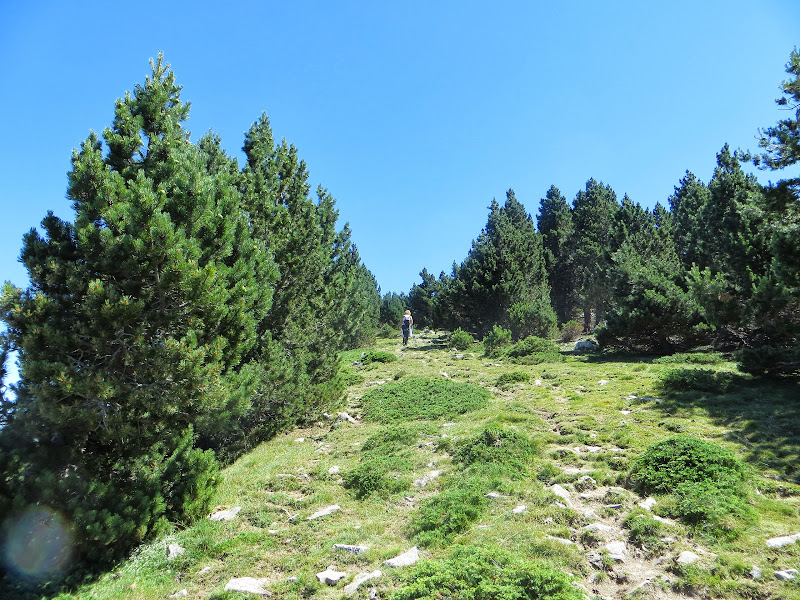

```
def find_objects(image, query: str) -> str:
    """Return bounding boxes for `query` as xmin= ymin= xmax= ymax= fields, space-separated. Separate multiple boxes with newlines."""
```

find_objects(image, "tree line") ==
xmin=383 ymin=49 xmax=800 ymax=375
xmin=0 ymin=55 xmax=380 ymax=572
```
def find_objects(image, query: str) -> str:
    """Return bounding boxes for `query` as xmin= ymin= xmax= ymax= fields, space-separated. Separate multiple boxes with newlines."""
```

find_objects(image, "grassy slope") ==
xmin=54 ymin=332 xmax=800 ymax=600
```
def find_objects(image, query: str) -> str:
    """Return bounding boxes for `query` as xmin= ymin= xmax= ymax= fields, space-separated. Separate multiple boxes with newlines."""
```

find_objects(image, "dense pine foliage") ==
xmin=0 ymin=55 xmax=379 ymax=575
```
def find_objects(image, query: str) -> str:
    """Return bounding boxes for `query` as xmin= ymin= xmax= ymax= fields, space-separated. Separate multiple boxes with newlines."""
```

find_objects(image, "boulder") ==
xmin=225 ymin=577 xmax=271 ymax=595
xmin=344 ymin=570 xmax=382 ymax=595
xmin=166 ymin=544 xmax=185 ymax=560
xmin=383 ymin=547 xmax=420 ymax=568
xmin=573 ymin=340 xmax=598 ymax=353
xmin=317 ymin=568 xmax=348 ymax=585
xmin=209 ymin=506 xmax=241 ymax=521
xmin=766 ymin=533 xmax=800 ymax=548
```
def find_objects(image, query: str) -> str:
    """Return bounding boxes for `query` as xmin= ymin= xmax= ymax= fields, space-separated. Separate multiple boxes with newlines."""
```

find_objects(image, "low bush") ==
xmin=378 ymin=323 xmax=397 ymax=338
xmin=360 ymin=378 xmax=491 ymax=423
xmin=629 ymin=436 xmax=754 ymax=540
xmin=560 ymin=320 xmax=583 ymax=342
xmin=495 ymin=335 xmax=565 ymax=364
xmin=342 ymin=454 xmax=412 ymax=499
xmin=453 ymin=425 xmax=539 ymax=479
xmin=408 ymin=481 xmax=487 ymax=547
xmin=360 ymin=350 xmax=398 ymax=364
xmin=652 ymin=352 xmax=725 ymax=365
xmin=483 ymin=324 xmax=512 ymax=356
xmin=361 ymin=424 xmax=437 ymax=454
xmin=736 ymin=343 xmax=800 ymax=378
xmin=656 ymin=368 xmax=744 ymax=394
xmin=495 ymin=371 xmax=531 ymax=388
xmin=450 ymin=328 xmax=474 ymax=351
xmin=392 ymin=545 xmax=583 ymax=600
xmin=622 ymin=508 xmax=672 ymax=557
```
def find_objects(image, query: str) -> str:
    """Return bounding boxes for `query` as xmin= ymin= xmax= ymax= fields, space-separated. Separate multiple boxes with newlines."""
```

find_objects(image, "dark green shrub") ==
xmin=450 ymin=328 xmax=474 ymax=351
xmin=453 ymin=426 xmax=538 ymax=478
xmin=377 ymin=323 xmax=397 ymax=338
xmin=361 ymin=424 xmax=437 ymax=453
xmin=339 ymin=368 xmax=366 ymax=387
xmin=656 ymin=368 xmax=744 ymax=394
xmin=360 ymin=350 xmax=398 ymax=364
xmin=392 ymin=545 xmax=582 ymax=600
xmin=508 ymin=298 xmax=558 ymax=340
xmin=629 ymin=436 xmax=754 ymax=540
xmin=652 ymin=353 xmax=725 ymax=365
xmin=559 ymin=320 xmax=583 ymax=342
xmin=736 ymin=344 xmax=800 ymax=378
xmin=622 ymin=508 xmax=671 ymax=557
xmin=360 ymin=378 xmax=490 ymax=423
xmin=343 ymin=455 xmax=411 ymax=499
xmin=408 ymin=482 xmax=487 ymax=547
xmin=497 ymin=335 xmax=565 ymax=364
xmin=483 ymin=324 xmax=512 ymax=356
xmin=630 ymin=436 xmax=748 ymax=495
xmin=495 ymin=371 xmax=531 ymax=388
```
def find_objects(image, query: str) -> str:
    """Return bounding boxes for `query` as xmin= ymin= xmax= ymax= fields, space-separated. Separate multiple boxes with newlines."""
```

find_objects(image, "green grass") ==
xmin=20 ymin=333 xmax=800 ymax=600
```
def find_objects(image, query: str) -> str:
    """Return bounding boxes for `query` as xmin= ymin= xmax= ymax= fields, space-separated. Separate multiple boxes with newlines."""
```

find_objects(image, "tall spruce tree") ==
xmin=452 ymin=190 xmax=553 ymax=338
xmin=570 ymin=179 xmax=618 ymax=331
xmin=0 ymin=55 xmax=274 ymax=564
xmin=537 ymin=185 xmax=577 ymax=324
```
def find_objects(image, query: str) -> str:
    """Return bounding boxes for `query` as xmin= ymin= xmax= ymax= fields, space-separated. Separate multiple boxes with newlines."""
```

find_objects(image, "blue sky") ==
xmin=1 ymin=1 xmax=798 ymax=296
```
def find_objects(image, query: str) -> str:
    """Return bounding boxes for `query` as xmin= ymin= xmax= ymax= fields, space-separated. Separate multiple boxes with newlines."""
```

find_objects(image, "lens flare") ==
xmin=2 ymin=506 xmax=75 ymax=579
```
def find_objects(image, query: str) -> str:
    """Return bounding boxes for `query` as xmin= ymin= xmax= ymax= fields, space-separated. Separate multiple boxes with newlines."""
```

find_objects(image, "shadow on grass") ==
xmin=651 ymin=368 xmax=800 ymax=485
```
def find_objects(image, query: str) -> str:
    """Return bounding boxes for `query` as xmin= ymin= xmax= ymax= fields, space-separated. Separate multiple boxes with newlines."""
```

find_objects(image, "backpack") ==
xmin=402 ymin=315 xmax=411 ymax=330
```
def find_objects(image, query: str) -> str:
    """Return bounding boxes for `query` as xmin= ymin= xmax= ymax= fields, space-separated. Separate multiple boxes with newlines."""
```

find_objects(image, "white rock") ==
xmin=166 ymin=544 xmax=185 ymax=560
xmin=383 ymin=547 xmax=420 ymax=568
xmin=344 ymin=570 xmax=382 ymax=595
xmin=766 ymin=532 xmax=800 ymax=548
xmin=413 ymin=470 xmax=441 ymax=487
xmin=652 ymin=515 xmax=677 ymax=526
xmin=583 ymin=523 xmax=613 ymax=534
xmin=549 ymin=484 xmax=573 ymax=507
xmin=307 ymin=505 xmax=341 ymax=520
xmin=534 ymin=379 xmax=543 ymax=386
xmin=512 ymin=505 xmax=526 ymax=514
xmin=485 ymin=491 xmax=504 ymax=499
xmin=750 ymin=565 xmax=762 ymax=579
xmin=317 ymin=568 xmax=348 ymax=584
xmin=638 ymin=497 xmax=657 ymax=511
xmin=598 ymin=379 xmax=609 ymax=385
xmin=334 ymin=544 xmax=369 ymax=554
xmin=198 ymin=566 xmax=212 ymax=574
xmin=209 ymin=506 xmax=242 ymax=521
xmin=548 ymin=536 xmax=575 ymax=545
xmin=620 ymin=410 xmax=632 ymax=415
xmin=605 ymin=541 xmax=626 ymax=562
xmin=169 ymin=590 xmax=188 ymax=598
xmin=294 ymin=437 xmax=305 ymax=442
xmin=775 ymin=569 xmax=798 ymax=581
xmin=677 ymin=551 xmax=700 ymax=565
xmin=337 ymin=412 xmax=358 ymax=424
xmin=225 ymin=577 xmax=271 ymax=595
xmin=328 ymin=465 xmax=341 ymax=475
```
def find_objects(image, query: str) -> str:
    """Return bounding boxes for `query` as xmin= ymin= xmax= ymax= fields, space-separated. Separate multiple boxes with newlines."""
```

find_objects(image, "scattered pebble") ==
xmin=334 ymin=544 xmax=369 ymax=554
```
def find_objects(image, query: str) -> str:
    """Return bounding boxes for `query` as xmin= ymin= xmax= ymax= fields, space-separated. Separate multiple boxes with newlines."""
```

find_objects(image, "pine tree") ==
xmin=0 ymin=55 xmax=274 ymax=564
xmin=537 ymin=185 xmax=577 ymax=324
xmin=570 ymin=179 xmax=618 ymax=331
xmin=453 ymin=190 xmax=553 ymax=338
xmin=668 ymin=171 xmax=710 ymax=270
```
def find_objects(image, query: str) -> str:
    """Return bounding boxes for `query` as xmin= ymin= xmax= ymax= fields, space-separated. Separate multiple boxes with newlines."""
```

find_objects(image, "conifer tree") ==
xmin=0 ymin=55 xmax=275 ymax=563
xmin=537 ymin=185 xmax=577 ymax=324
xmin=452 ymin=190 xmax=553 ymax=337
xmin=570 ymin=179 xmax=618 ymax=330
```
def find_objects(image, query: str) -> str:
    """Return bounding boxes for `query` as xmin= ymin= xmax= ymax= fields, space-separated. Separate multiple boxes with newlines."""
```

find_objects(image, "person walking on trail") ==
xmin=401 ymin=310 xmax=413 ymax=346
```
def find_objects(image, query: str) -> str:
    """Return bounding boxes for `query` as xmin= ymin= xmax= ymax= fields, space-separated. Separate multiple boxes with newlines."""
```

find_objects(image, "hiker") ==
xmin=401 ymin=310 xmax=413 ymax=346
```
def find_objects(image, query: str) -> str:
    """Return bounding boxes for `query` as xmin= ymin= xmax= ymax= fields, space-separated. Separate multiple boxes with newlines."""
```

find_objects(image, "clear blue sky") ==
xmin=1 ymin=1 xmax=798 ymax=296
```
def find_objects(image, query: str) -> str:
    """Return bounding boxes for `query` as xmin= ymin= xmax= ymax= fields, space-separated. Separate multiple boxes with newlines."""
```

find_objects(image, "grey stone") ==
xmin=766 ymin=533 xmax=800 ymax=548
xmin=328 ymin=465 xmax=341 ymax=475
xmin=169 ymin=591 xmax=188 ymax=598
xmin=307 ymin=505 xmax=340 ymax=520
xmin=605 ymin=541 xmax=626 ymax=562
xmin=225 ymin=577 xmax=271 ymax=595
xmin=337 ymin=412 xmax=358 ymax=424
xmin=166 ymin=544 xmax=185 ymax=560
xmin=512 ymin=505 xmax=526 ymax=514
xmin=413 ymin=470 xmax=441 ymax=487
xmin=638 ymin=497 xmax=657 ymax=510
xmin=317 ymin=568 xmax=348 ymax=585
xmin=383 ymin=547 xmax=420 ymax=568
xmin=750 ymin=566 xmax=762 ymax=579
xmin=677 ymin=551 xmax=700 ymax=565
xmin=549 ymin=484 xmax=573 ymax=507
xmin=775 ymin=569 xmax=798 ymax=581
xmin=334 ymin=544 xmax=369 ymax=554
xmin=574 ymin=475 xmax=596 ymax=491
xmin=344 ymin=570 xmax=382 ymax=595
xmin=209 ymin=506 xmax=241 ymax=521
xmin=485 ymin=492 xmax=504 ymax=499
xmin=583 ymin=522 xmax=613 ymax=535
xmin=548 ymin=536 xmax=575 ymax=545
xmin=574 ymin=340 xmax=598 ymax=353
